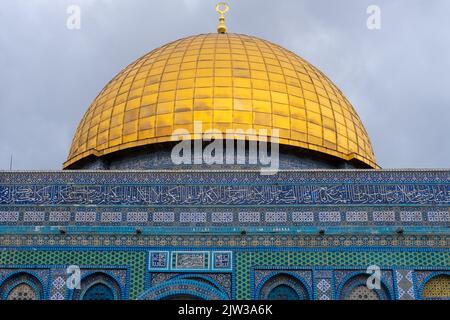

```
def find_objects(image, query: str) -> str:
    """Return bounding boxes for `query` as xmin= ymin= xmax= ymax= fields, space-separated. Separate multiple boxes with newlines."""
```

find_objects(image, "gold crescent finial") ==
xmin=216 ymin=2 xmax=229 ymax=34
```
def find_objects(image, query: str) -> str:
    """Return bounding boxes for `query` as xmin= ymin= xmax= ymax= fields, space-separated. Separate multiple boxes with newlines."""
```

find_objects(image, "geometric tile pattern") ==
xmin=314 ymin=270 xmax=333 ymax=300
xmin=1 ymin=208 xmax=449 ymax=227
xmin=395 ymin=270 xmax=415 ymax=300
xmin=148 ymin=251 xmax=232 ymax=271
xmin=236 ymin=251 xmax=449 ymax=300
xmin=149 ymin=252 xmax=169 ymax=270
xmin=0 ymin=249 xmax=449 ymax=300
xmin=50 ymin=269 xmax=67 ymax=300
xmin=0 ymin=170 xmax=449 ymax=300
xmin=0 ymin=251 xmax=145 ymax=299
xmin=0 ymin=234 xmax=449 ymax=249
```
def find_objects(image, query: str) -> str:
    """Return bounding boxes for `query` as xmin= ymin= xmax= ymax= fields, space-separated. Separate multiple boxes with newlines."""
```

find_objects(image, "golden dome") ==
xmin=65 ymin=33 xmax=377 ymax=169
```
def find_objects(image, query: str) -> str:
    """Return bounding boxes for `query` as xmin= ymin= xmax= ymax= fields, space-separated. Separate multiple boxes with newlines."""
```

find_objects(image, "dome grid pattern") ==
xmin=66 ymin=33 xmax=376 ymax=168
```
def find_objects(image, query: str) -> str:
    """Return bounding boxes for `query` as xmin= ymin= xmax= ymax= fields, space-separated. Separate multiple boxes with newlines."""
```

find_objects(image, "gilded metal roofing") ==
xmin=65 ymin=33 xmax=377 ymax=168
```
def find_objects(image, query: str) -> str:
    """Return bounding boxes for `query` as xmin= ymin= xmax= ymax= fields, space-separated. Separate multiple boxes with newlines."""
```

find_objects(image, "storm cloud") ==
xmin=0 ymin=0 xmax=449 ymax=169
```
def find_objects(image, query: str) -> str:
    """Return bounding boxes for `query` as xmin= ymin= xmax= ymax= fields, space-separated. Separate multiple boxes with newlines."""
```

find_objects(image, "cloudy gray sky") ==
xmin=0 ymin=0 xmax=449 ymax=170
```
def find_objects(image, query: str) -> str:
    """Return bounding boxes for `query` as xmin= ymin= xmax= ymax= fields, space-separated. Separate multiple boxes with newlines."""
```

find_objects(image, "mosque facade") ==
xmin=0 ymin=4 xmax=448 ymax=300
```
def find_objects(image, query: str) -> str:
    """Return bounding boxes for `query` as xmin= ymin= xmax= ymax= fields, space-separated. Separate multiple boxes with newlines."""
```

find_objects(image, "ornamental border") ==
xmin=2 ymin=183 xmax=450 ymax=207
xmin=1 ymin=206 xmax=449 ymax=228
xmin=1 ymin=234 xmax=449 ymax=249
xmin=1 ymin=245 xmax=450 ymax=254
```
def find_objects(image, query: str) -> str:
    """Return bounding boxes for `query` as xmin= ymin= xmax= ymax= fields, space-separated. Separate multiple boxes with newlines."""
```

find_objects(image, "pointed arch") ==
xmin=255 ymin=272 xmax=311 ymax=300
xmin=0 ymin=272 xmax=45 ymax=300
xmin=421 ymin=273 xmax=450 ymax=300
xmin=137 ymin=279 xmax=229 ymax=300
xmin=70 ymin=272 xmax=123 ymax=300
xmin=338 ymin=272 xmax=391 ymax=300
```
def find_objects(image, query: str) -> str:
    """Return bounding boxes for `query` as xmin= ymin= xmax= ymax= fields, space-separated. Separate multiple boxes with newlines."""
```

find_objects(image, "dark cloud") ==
xmin=0 ymin=0 xmax=449 ymax=169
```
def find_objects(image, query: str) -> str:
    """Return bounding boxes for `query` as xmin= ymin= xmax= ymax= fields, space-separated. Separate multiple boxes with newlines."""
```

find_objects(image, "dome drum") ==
xmin=65 ymin=141 xmax=366 ymax=170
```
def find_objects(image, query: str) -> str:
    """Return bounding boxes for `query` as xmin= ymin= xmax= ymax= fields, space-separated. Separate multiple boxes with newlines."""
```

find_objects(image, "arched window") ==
xmin=82 ymin=283 xmax=115 ymax=300
xmin=347 ymin=285 xmax=379 ymax=300
xmin=339 ymin=274 xmax=390 ymax=300
xmin=258 ymin=274 xmax=309 ymax=300
xmin=72 ymin=272 xmax=122 ymax=300
xmin=267 ymin=284 xmax=300 ymax=300
xmin=0 ymin=273 xmax=44 ymax=300
xmin=7 ymin=283 xmax=38 ymax=300
xmin=422 ymin=275 xmax=450 ymax=300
